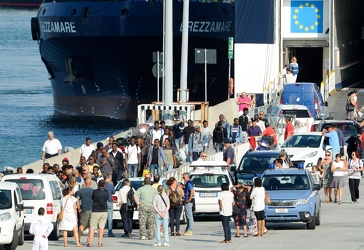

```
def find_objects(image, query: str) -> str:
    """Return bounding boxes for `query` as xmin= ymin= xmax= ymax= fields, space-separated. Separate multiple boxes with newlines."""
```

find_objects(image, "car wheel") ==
xmin=306 ymin=214 xmax=316 ymax=229
xmin=49 ymin=223 xmax=60 ymax=240
xmin=315 ymin=210 xmax=321 ymax=226
xmin=18 ymin=224 xmax=25 ymax=245
xmin=4 ymin=228 xmax=18 ymax=250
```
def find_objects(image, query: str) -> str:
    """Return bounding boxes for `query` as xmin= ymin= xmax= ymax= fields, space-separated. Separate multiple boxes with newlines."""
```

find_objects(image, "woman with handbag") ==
xmin=231 ymin=184 xmax=251 ymax=237
xmin=59 ymin=187 xmax=82 ymax=247
xmin=152 ymin=185 xmax=170 ymax=247
xmin=250 ymin=178 xmax=265 ymax=237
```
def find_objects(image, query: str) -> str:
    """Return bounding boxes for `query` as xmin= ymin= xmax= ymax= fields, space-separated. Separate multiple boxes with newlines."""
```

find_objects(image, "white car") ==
xmin=2 ymin=174 xmax=64 ymax=240
xmin=189 ymin=161 xmax=234 ymax=214
xmin=279 ymin=132 xmax=331 ymax=171
xmin=0 ymin=182 xmax=24 ymax=250
xmin=268 ymin=104 xmax=314 ymax=132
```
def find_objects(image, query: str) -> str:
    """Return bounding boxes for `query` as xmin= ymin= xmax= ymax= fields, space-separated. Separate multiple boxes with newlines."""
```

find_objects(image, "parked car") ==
xmin=0 ymin=182 xmax=24 ymax=250
xmin=314 ymin=120 xmax=360 ymax=142
xmin=267 ymin=104 xmax=314 ymax=131
xmin=2 ymin=174 xmax=64 ymax=240
xmin=262 ymin=168 xmax=321 ymax=229
xmin=279 ymin=132 xmax=330 ymax=171
xmin=189 ymin=161 xmax=234 ymax=214
xmin=231 ymin=150 xmax=291 ymax=184
xmin=281 ymin=82 xmax=330 ymax=119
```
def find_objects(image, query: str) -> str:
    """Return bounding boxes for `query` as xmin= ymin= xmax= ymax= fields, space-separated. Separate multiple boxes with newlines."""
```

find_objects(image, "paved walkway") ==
xmin=9 ymin=178 xmax=364 ymax=250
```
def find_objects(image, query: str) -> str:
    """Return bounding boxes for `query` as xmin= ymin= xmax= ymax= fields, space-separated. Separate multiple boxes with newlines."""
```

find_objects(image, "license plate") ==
xmin=199 ymin=193 xmax=217 ymax=198
xmin=275 ymin=208 xmax=288 ymax=214
xmin=24 ymin=209 xmax=32 ymax=214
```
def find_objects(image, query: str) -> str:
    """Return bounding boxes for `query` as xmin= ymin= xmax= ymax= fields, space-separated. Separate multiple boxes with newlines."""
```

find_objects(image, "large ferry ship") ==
xmin=31 ymin=0 xmax=234 ymax=120
xmin=0 ymin=0 xmax=40 ymax=7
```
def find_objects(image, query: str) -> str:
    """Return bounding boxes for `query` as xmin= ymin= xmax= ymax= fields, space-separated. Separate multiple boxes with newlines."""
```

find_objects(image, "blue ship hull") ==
xmin=33 ymin=1 xmax=234 ymax=120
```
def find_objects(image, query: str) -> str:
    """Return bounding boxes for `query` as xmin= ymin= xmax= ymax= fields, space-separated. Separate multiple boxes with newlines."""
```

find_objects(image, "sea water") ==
xmin=0 ymin=8 xmax=131 ymax=170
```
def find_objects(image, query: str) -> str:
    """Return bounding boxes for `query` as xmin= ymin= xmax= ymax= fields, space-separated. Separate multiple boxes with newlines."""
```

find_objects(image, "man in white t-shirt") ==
xmin=218 ymin=183 xmax=234 ymax=243
xmin=41 ymin=131 xmax=62 ymax=162
xmin=150 ymin=121 xmax=164 ymax=145
xmin=125 ymin=137 xmax=141 ymax=178
xmin=80 ymin=137 xmax=95 ymax=162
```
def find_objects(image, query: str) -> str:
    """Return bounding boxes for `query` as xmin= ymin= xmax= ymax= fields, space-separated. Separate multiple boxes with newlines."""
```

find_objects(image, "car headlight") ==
xmin=296 ymin=199 xmax=310 ymax=205
xmin=0 ymin=212 xmax=11 ymax=221
xmin=302 ymin=151 xmax=317 ymax=159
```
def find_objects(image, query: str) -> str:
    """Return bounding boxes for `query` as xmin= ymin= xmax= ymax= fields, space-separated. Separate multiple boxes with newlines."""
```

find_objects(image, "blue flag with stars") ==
xmin=291 ymin=1 xmax=323 ymax=33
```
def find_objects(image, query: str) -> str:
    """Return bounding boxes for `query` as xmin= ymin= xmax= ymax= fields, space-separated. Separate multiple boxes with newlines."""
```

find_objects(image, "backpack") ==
xmin=168 ymin=188 xmax=182 ymax=206
xmin=126 ymin=187 xmax=137 ymax=208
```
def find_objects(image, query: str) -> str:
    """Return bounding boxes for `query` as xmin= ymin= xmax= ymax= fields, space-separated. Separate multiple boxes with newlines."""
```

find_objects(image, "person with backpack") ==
xmin=166 ymin=177 xmax=184 ymax=236
xmin=117 ymin=178 xmax=135 ymax=237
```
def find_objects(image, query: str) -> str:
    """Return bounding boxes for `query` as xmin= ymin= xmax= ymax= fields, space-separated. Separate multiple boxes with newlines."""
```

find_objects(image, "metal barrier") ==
xmin=137 ymin=103 xmax=195 ymax=124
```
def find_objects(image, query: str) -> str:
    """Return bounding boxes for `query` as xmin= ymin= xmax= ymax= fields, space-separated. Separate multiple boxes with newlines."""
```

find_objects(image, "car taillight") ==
xmin=310 ymin=125 xmax=314 ymax=132
xmin=47 ymin=203 xmax=53 ymax=214
xmin=314 ymin=98 xmax=318 ymax=114
xmin=280 ymin=99 xmax=283 ymax=104
xmin=112 ymin=195 xmax=118 ymax=203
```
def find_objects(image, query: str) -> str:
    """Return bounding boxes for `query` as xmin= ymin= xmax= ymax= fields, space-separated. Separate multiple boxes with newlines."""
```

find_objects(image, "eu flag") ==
xmin=291 ymin=1 xmax=323 ymax=33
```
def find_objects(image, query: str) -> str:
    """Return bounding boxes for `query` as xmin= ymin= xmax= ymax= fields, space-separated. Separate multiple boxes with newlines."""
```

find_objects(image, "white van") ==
xmin=0 ymin=182 xmax=24 ymax=250
xmin=2 ymin=174 xmax=63 ymax=240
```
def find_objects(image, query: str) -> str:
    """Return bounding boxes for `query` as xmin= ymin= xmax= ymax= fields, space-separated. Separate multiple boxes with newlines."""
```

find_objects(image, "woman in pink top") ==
xmin=236 ymin=92 xmax=251 ymax=116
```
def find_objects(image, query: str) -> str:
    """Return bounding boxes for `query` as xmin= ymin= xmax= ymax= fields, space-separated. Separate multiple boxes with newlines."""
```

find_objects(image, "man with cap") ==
xmin=91 ymin=142 xmax=104 ymax=162
xmin=188 ymin=125 xmax=204 ymax=162
xmin=62 ymin=158 xmax=69 ymax=166
xmin=223 ymin=138 xmax=235 ymax=166
xmin=172 ymin=121 xmax=184 ymax=151
xmin=181 ymin=120 xmax=195 ymax=162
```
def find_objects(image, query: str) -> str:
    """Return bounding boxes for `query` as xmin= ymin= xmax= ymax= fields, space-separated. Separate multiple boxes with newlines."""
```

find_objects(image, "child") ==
xmin=311 ymin=165 xmax=322 ymax=185
xmin=29 ymin=207 xmax=54 ymax=250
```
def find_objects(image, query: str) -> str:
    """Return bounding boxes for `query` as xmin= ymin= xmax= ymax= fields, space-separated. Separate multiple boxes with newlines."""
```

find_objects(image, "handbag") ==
xmin=232 ymin=203 xmax=240 ymax=215
xmin=58 ymin=197 xmax=69 ymax=222
xmin=264 ymin=191 xmax=271 ymax=205
xmin=346 ymin=98 xmax=355 ymax=111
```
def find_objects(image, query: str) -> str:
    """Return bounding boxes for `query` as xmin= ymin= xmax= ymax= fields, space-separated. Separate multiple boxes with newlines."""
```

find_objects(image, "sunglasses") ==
xmin=201 ymin=155 xmax=207 ymax=157
xmin=352 ymin=154 xmax=356 ymax=156
xmin=325 ymin=154 xmax=330 ymax=156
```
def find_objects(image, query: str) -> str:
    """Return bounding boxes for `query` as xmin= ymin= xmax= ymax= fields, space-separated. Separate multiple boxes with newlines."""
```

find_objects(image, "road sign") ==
xmin=195 ymin=49 xmax=217 ymax=64
xmin=228 ymin=37 xmax=234 ymax=59
xmin=152 ymin=63 xmax=163 ymax=78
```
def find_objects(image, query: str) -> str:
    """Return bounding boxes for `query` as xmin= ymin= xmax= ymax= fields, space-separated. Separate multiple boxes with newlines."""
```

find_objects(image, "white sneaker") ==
xmin=154 ymin=243 xmax=161 ymax=247
xmin=163 ymin=243 xmax=170 ymax=247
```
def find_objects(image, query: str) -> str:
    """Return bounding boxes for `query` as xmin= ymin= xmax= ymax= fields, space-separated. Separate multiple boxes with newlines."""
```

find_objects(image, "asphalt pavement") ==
xmin=6 ymin=177 xmax=364 ymax=250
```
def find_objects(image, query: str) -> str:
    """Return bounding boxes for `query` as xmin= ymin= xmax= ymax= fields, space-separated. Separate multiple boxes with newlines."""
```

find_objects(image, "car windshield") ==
xmin=322 ymin=123 xmax=358 ymax=138
xmin=0 ymin=190 xmax=12 ymax=209
xmin=262 ymin=174 xmax=310 ymax=190
xmin=116 ymin=181 xmax=144 ymax=191
xmin=238 ymin=155 xmax=278 ymax=172
xmin=191 ymin=174 xmax=229 ymax=188
xmin=6 ymin=179 xmax=45 ymax=200
xmin=282 ymin=109 xmax=310 ymax=118
xmin=281 ymin=135 xmax=321 ymax=148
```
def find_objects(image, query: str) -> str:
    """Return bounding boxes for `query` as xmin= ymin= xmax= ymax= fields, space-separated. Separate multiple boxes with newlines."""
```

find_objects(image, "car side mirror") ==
xmin=325 ymin=145 xmax=332 ymax=151
xmin=16 ymin=204 xmax=24 ymax=211
xmin=314 ymin=184 xmax=321 ymax=191
xmin=230 ymin=166 xmax=237 ymax=172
